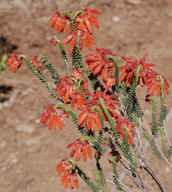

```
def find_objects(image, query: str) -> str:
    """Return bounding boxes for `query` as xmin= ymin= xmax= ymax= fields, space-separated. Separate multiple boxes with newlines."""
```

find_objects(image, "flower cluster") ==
xmin=119 ymin=53 xmax=169 ymax=96
xmin=7 ymin=52 xmax=23 ymax=72
xmin=115 ymin=117 xmax=136 ymax=145
xmin=85 ymin=47 xmax=116 ymax=82
xmin=62 ymin=29 xmax=96 ymax=52
xmin=75 ymin=8 xmax=101 ymax=34
xmin=40 ymin=104 xmax=69 ymax=130
xmin=50 ymin=12 xmax=71 ymax=34
xmin=78 ymin=105 xmax=102 ymax=131
xmin=56 ymin=159 xmax=79 ymax=189
xmin=55 ymin=69 xmax=87 ymax=110
xmin=67 ymin=138 xmax=93 ymax=161
xmin=50 ymin=9 xmax=101 ymax=35
xmin=50 ymin=9 xmax=101 ymax=52
xmin=31 ymin=56 xmax=43 ymax=70
xmin=78 ymin=87 xmax=120 ymax=132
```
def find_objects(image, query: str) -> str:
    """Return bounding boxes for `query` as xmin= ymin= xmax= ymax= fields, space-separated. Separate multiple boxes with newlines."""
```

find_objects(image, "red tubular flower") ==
xmin=66 ymin=138 xmax=93 ymax=161
xmin=50 ymin=37 xmax=58 ymax=46
xmin=7 ymin=52 xmax=23 ymax=72
xmin=50 ymin=12 xmax=71 ymax=34
xmin=119 ymin=53 xmax=155 ymax=87
xmin=85 ymin=47 xmax=116 ymax=81
xmin=71 ymin=92 xmax=85 ymax=110
xmin=40 ymin=104 xmax=68 ymax=130
xmin=115 ymin=117 xmax=136 ymax=145
xmin=62 ymin=29 xmax=96 ymax=52
xmin=55 ymin=76 xmax=76 ymax=103
xmin=71 ymin=69 xmax=88 ymax=90
xmin=76 ymin=8 xmax=101 ymax=34
xmin=87 ymin=87 xmax=120 ymax=119
xmin=143 ymin=71 xmax=169 ymax=96
xmin=78 ymin=105 xmax=102 ymax=132
xmin=56 ymin=159 xmax=79 ymax=189
xmin=55 ymin=70 xmax=87 ymax=109
xmin=31 ymin=56 xmax=43 ymax=70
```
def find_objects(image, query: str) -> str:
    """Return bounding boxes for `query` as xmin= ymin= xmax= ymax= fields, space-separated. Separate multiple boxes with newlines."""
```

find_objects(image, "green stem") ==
xmin=99 ymin=99 xmax=120 ymax=139
xmin=20 ymin=55 xmax=57 ymax=99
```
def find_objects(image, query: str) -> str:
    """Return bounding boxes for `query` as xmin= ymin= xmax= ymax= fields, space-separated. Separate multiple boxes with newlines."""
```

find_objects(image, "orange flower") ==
xmin=55 ymin=76 xmax=76 ymax=103
xmin=87 ymin=87 xmax=120 ymax=119
xmin=119 ymin=53 xmax=155 ymax=87
xmin=56 ymin=159 xmax=79 ymax=189
xmin=67 ymin=138 xmax=93 ymax=161
xmin=50 ymin=37 xmax=58 ymax=46
xmin=78 ymin=105 xmax=102 ymax=132
xmin=55 ymin=70 xmax=87 ymax=109
xmin=85 ymin=47 xmax=116 ymax=81
xmin=71 ymin=69 xmax=88 ymax=90
xmin=143 ymin=71 xmax=169 ymax=96
xmin=115 ymin=117 xmax=136 ymax=145
xmin=40 ymin=104 xmax=68 ymax=130
xmin=50 ymin=12 xmax=71 ymax=34
xmin=71 ymin=92 xmax=85 ymax=110
xmin=7 ymin=52 xmax=23 ymax=72
xmin=31 ymin=56 xmax=43 ymax=70
xmin=76 ymin=8 xmax=101 ymax=34
xmin=62 ymin=29 xmax=96 ymax=52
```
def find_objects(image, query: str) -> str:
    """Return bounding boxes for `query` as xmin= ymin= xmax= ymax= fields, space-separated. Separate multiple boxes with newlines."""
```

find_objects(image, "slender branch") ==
xmin=139 ymin=155 xmax=167 ymax=192
xmin=142 ymin=118 xmax=172 ymax=169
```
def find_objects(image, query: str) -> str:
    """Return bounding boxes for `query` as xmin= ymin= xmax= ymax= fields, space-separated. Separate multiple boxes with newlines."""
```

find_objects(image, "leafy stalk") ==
xmin=38 ymin=55 xmax=60 ymax=85
xmin=20 ymin=55 xmax=57 ymax=99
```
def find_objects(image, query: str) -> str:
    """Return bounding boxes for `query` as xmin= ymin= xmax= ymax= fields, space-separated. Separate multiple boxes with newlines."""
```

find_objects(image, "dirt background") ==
xmin=0 ymin=0 xmax=172 ymax=191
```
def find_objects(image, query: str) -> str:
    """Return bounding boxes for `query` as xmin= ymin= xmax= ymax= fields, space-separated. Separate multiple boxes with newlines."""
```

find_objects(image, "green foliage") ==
xmin=72 ymin=45 xmax=83 ymax=69
xmin=166 ymin=145 xmax=172 ymax=159
xmin=159 ymin=91 xmax=166 ymax=128
xmin=95 ymin=159 xmax=107 ymax=191
xmin=108 ymin=56 xmax=120 ymax=94
xmin=151 ymin=97 xmax=158 ymax=135
xmin=112 ymin=163 xmax=122 ymax=191
xmin=75 ymin=165 xmax=99 ymax=192
xmin=119 ymin=134 xmax=136 ymax=177
xmin=142 ymin=127 xmax=164 ymax=160
xmin=57 ymin=40 xmax=70 ymax=74
xmin=99 ymin=99 xmax=120 ymax=139
xmin=38 ymin=55 xmax=60 ymax=85
xmin=0 ymin=55 xmax=7 ymax=75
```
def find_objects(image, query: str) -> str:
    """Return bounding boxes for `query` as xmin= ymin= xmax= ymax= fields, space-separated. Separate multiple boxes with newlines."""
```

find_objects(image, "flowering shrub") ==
xmin=7 ymin=8 xmax=172 ymax=192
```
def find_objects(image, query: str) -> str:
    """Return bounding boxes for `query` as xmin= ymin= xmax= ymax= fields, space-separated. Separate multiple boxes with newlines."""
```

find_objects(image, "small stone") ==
xmin=35 ymin=119 xmax=40 ymax=124
xmin=0 ymin=141 xmax=6 ymax=148
xmin=25 ymin=137 xmax=41 ymax=146
xmin=16 ymin=124 xmax=35 ymax=133
xmin=3 ymin=101 xmax=9 ymax=107
xmin=0 ymin=104 xmax=3 ymax=110
xmin=12 ymin=159 xmax=18 ymax=164
xmin=112 ymin=16 xmax=120 ymax=23
xmin=144 ymin=109 xmax=151 ymax=115
xmin=165 ymin=167 xmax=170 ymax=172
xmin=1 ymin=167 xmax=6 ymax=171
xmin=126 ymin=0 xmax=141 ymax=5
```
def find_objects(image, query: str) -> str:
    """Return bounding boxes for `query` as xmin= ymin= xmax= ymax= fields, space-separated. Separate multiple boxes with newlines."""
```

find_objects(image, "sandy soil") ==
xmin=0 ymin=0 xmax=172 ymax=191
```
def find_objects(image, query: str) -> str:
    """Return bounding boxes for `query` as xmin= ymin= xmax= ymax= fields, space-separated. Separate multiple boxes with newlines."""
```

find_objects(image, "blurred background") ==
xmin=0 ymin=0 xmax=172 ymax=191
